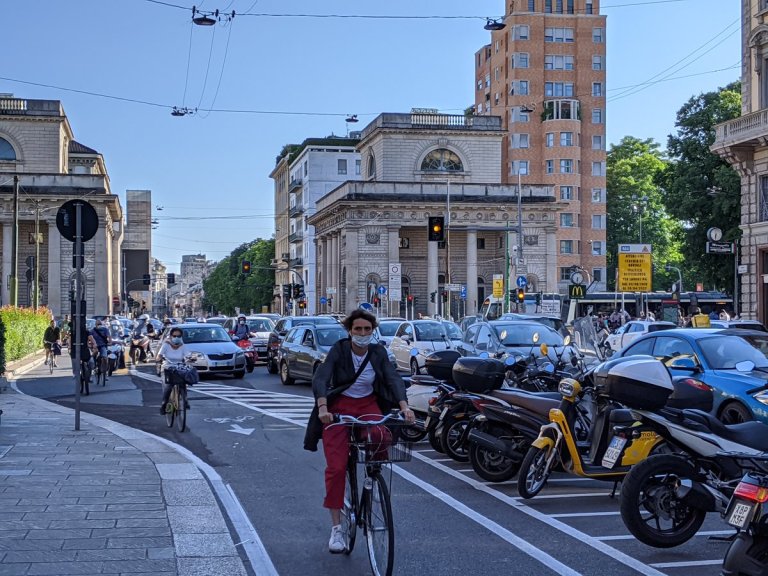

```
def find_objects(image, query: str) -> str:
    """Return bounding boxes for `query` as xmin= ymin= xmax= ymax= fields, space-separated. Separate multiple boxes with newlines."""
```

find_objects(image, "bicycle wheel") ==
xmin=49 ymin=356 xmax=54 ymax=374
xmin=176 ymin=387 xmax=187 ymax=432
xmin=365 ymin=473 xmax=394 ymax=576
xmin=166 ymin=385 xmax=177 ymax=428
xmin=100 ymin=358 xmax=108 ymax=385
xmin=341 ymin=458 xmax=358 ymax=555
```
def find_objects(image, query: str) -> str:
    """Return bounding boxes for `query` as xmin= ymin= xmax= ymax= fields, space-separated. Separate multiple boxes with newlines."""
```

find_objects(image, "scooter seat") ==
xmin=608 ymin=408 xmax=635 ymax=425
xmin=682 ymin=409 xmax=768 ymax=451
xmin=490 ymin=389 xmax=560 ymax=416
xmin=409 ymin=375 xmax=441 ymax=386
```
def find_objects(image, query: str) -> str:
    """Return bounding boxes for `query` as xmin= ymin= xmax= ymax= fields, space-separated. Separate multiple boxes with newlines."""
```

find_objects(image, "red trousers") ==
xmin=322 ymin=394 xmax=391 ymax=510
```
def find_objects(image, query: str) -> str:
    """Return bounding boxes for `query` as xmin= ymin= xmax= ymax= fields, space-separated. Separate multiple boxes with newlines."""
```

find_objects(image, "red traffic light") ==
xmin=407 ymin=295 xmax=414 ymax=302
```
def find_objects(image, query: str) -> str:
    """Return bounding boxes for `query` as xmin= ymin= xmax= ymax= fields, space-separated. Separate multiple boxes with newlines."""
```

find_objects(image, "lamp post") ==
xmin=665 ymin=264 xmax=683 ymax=294
xmin=445 ymin=180 xmax=451 ymax=320
xmin=10 ymin=175 xmax=19 ymax=306
xmin=632 ymin=194 xmax=649 ymax=244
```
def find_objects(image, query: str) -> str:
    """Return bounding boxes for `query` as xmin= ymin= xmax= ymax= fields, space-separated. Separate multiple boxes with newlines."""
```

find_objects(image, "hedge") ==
xmin=0 ymin=306 xmax=52 ymax=375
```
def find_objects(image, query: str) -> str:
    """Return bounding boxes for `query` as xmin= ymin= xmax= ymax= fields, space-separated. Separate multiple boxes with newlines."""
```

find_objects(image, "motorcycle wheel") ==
xmin=246 ymin=361 xmax=254 ymax=374
xmin=722 ymin=531 xmax=768 ymax=576
xmin=619 ymin=454 xmax=706 ymax=548
xmin=399 ymin=425 xmax=427 ymax=443
xmin=440 ymin=414 xmax=470 ymax=463
xmin=518 ymin=445 xmax=553 ymax=499
xmin=267 ymin=357 xmax=278 ymax=375
xmin=428 ymin=426 xmax=444 ymax=453
xmin=468 ymin=430 xmax=522 ymax=483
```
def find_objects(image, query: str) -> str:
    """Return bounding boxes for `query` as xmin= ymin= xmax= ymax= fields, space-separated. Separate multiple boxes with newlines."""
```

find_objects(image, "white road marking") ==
xmin=550 ymin=512 xmax=621 ymax=518
xmin=650 ymin=560 xmax=723 ymax=568
xmin=597 ymin=530 xmax=734 ymax=541
xmin=229 ymin=424 xmax=255 ymax=436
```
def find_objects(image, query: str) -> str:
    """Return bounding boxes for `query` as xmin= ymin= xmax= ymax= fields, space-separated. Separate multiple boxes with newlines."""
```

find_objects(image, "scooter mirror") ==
xmin=571 ymin=355 xmax=579 ymax=367
xmin=478 ymin=351 xmax=490 ymax=359
xmin=736 ymin=360 xmax=756 ymax=373
xmin=532 ymin=332 xmax=540 ymax=344
xmin=539 ymin=343 xmax=549 ymax=356
xmin=563 ymin=334 xmax=571 ymax=346
xmin=409 ymin=347 xmax=419 ymax=357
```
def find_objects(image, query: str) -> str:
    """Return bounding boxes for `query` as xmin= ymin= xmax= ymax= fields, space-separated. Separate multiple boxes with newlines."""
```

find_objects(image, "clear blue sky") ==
xmin=1 ymin=0 xmax=740 ymax=272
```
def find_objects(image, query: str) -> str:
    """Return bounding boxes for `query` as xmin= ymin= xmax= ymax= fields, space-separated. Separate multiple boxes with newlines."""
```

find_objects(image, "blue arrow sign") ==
xmin=359 ymin=302 xmax=374 ymax=311
xmin=320 ymin=297 xmax=327 ymax=304
xmin=516 ymin=276 xmax=528 ymax=288
xmin=378 ymin=285 xmax=387 ymax=295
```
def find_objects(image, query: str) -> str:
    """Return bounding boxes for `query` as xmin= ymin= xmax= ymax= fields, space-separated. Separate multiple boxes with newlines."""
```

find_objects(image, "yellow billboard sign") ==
xmin=617 ymin=244 xmax=652 ymax=292
xmin=492 ymin=274 xmax=504 ymax=298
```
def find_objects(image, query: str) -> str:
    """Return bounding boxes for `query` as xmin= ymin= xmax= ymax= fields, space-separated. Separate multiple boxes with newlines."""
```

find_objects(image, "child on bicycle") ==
xmin=305 ymin=309 xmax=415 ymax=553
xmin=157 ymin=327 xmax=190 ymax=414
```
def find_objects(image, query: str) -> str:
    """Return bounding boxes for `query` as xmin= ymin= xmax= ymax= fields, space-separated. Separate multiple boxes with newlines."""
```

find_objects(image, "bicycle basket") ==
xmin=354 ymin=439 xmax=412 ymax=464
xmin=165 ymin=366 xmax=188 ymax=385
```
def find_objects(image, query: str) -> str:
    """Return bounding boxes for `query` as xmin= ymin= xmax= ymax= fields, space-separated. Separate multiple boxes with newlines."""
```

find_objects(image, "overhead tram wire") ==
xmin=197 ymin=13 xmax=234 ymax=118
xmin=181 ymin=22 xmax=194 ymax=107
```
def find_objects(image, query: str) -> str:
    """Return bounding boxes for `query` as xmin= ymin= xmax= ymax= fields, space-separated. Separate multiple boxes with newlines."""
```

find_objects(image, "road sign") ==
xmin=738 ymin=264 xmax=749 ymax=274
xmin=389 ymin=288 xmax=402 ymax=300
xmin=320 ymin=296 xmax=327 ymax=304
xmin=359 ymin=302 xmax=374 ymax=311
xmin=326 ymin=287 xmax=337 ymax=294
xmin=706 ymin=241 xmax=734 ymax=254
xmin=492 ymin=274 xmax=504 ymax=298
xmin=378 ymin=285 xmax=387 ymax=295
xmin=569 ymin=284 xmax=587 ymax=300
xmin=617 ymin=244 xmax=652 ymax=292
xmin=516 ymin=275 xmax=528 ymax=288
xmin=460 ymin=285 xmax=467 ymax=300
xmin=445 ymin=283 xmax=461 ymax=291
xmin=56 ymin=199 xmax=99 ymax=243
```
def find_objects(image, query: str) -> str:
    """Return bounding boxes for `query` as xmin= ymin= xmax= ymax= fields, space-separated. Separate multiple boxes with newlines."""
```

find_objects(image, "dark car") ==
xmin=615 ymin=328 xmax=768 ymax=424
xmin=266 ymin=315 xmax=341 ymax=374
xmin=277 ymin=324 xmax=350 ymax=385
xmin=457 ymin=320 xmax=567 ymax=360
xmin=498 ymin=313 xmax=567 ymax=336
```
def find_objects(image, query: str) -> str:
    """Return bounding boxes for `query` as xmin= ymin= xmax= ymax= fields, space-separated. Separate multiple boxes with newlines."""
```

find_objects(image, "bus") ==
xmin=480 ymin=293 xmax=564 ymax=320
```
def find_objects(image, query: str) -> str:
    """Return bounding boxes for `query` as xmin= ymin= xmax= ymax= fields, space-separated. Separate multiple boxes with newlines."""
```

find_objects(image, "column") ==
xmin=466 ymin=229 xmax=478 ymax=315
xmin=344 ymin=229 xmax=359 ymax=315
xmin=329 ymin=233 xmax=338 ymax=312
xmin=427 ymin=240 xmax=438 ymax=317
xmin=93 ymin=221 xmax=109 ymax=315
xmin=47 ymin=221 xmax=62 ymax=316
xmin=2 ymin=223 xmax=10 ymax=306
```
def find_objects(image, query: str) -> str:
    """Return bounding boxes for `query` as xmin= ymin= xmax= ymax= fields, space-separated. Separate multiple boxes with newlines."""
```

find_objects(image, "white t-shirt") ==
xmin=159 ymin=341 xmax=187 ymax=366
xmin=343 ymin=351 xmax=375 ymax=398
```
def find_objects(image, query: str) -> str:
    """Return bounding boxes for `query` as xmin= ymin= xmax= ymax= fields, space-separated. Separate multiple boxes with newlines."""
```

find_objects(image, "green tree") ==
xmin=202 ymin=238 xmax=275 ymax=314
xmin=661 ymin=81 xmax=741 ymax=293
xmin=606 ymin=136 xmax=681 ymax=290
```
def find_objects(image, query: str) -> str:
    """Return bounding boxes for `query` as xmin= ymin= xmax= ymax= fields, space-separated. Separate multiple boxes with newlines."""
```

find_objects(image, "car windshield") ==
xmin=297 ymin=317 xmax=339 ymax=326
xmin=493 ymin=324 xmax=564 ymax=347
xmin=442 ymin=323 xmax=462 ymax=339
xmin=248 ymin=319 xmax=273 ymax=332
xmin=698 ymin=335 xmax=768 ymax=369
xmin=316 ymin=327 xmax=348 ymax=347
xmin=182 ymin=326 xmax=231 ymax=343
xmin=414 ymin=322 xmax=448 ymax=342
xmin=378 ymin=321 xmax=401 ymax=336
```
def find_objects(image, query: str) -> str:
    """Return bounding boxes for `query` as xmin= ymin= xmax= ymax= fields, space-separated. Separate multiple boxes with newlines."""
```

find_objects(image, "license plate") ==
xmin=424 ymin=416 xmax=432 ymax=428
xmin=602 ymin=436 xmax=627 ymax=469
xmin=256 ymin=346 xmax=266 ymax=351
xmin=209 ymin=361 xmax=219 ymax=367
xmin=727 ymin=501 xmax=756 ymax=528
xmin=439 ymin=407 xmax=450 ymax=421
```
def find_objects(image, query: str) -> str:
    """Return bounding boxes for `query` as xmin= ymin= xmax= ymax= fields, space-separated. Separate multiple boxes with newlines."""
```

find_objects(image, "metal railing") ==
xmin=288 ymin=230 xmax=304 ymax=243
xmin=289 ymin=178 xmax=303 ymax=193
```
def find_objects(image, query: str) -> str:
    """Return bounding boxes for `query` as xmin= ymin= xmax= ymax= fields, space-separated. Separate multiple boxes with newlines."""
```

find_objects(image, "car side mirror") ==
xmin=668 ymin=357 xmax=700 ymax=372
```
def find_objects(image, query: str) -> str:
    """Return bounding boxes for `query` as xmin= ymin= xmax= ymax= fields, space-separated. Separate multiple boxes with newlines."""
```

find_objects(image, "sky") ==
xmin=1 ymin=0 xmax=741 ymax=273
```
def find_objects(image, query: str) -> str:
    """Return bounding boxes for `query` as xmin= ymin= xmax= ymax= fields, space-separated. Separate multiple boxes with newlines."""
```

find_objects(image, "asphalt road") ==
xmin=15 ymin=360 xmax=737 ymax=576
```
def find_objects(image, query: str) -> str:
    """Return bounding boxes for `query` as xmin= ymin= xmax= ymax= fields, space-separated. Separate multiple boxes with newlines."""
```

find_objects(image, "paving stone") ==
xmin=0 ymin=563 xmax=31 ymax=575
xmin=174 ymin=533 xmax=238 ymax=557
xmin=61 ymin=538 xmax=107 ymax=550
xmin=26 ymin=561 xmax=104 ymax=575
xmin=2 ymin=549 xmax=77 ymax=563
xmin=167 ymin=506 xmax=227 ymax=534
xmin=91 ymin=527 xmax=171 ymax=539
xmin=116 ymin=518 xmax=169 ymax=528
xmin=0 ymin=539 xmax=64 ymax=551
xmin=162 ymin=481 xmax=215 ymax=507
xmin=25 ymin=529 xmax=92 ymax=539
xmin=177 ymin=556 xmax=246 ymax=576
xmin=88 ymin=510 xmax=166 ymax=520
xmin=49 ymin=519 xmax=116 ymax=529
xmin=74 ymin=548 xmax=146 ymax=561
xmin=107 ymin=537 xmax=173 ymax=549
xmin=148 ymin=547 xmax=175 ymax=559
xmin=101 ymin=559 xmax=176 ymax=573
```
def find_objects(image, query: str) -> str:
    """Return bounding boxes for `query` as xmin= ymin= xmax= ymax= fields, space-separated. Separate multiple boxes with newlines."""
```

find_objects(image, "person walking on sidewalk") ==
xmin=304 ymin=309 xmax=415 ymax=553
xmin=43 ymin=319 xmax=61 ymax=367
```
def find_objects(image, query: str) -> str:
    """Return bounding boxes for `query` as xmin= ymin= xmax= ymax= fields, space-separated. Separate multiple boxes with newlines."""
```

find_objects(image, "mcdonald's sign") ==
xmin=569 ymin=283 xmax=587 ymax=300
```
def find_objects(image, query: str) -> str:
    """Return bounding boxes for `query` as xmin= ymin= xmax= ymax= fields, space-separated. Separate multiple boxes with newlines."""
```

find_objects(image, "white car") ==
xmin=389 ymin=320 xmax=454 ymax=374
xmin=376 ymin=318 xmax=405 ymax=348
xmin=604 ymin=320 xmax=676 ymax=352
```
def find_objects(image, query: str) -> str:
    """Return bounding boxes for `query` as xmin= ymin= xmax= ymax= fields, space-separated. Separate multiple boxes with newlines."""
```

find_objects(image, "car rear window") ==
xmin=647 ymin=324 xmax=676 ymax=333
xmin=316 ymin=328 xmax=348 ymax=346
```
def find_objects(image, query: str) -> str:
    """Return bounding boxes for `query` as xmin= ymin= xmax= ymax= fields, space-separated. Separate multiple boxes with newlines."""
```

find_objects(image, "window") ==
xmin=512 ymin=53 xmax=530 ymax=69
xmin=477 ymin=238 xmax=486 ymax=250
xmin=495 ymin=40 xmax=500 ymax=53
xmin=545 ymin=133 xmax=554 ymax=147
xmin=560 ymin=240 xmax=574 ymax=254
xmin=567 ymin=0 xmax=574 ymax=13
xmin=761 ymin=176 xmax=768 ymax=221
xmin=477 ymin=103 xmax=484 ymax=114
xmin=545 ymin=82 xmax=574 ymax=97
xmin=592 ymin=188 xmax=605 ymax=203
xmin=368 ymin=153 xmax=376 ymax=178
xmin=514 ymin=25 xmax=530 ymax=40
xmin=592 ymin=214 xmax=606 ymax=229
xmin=495 ymin=92 xmax=500 ymax=105
xmin=560 ymin=186 xmax=573 ymax=200
xmin=591 ymin=241 xmax=604 ymax=256
xmin=592 ymin=55 xmax=604 ymax=70
xmin=544 ymin=55 xmax=574 ymax=70
xmin=545 ymin=27 xmax=574 ymax=43
xmin=560 ymin=132 xmax=573 ymax=146
xmin=593 ymin=268 xmax=603 ymax=283
xmin=303 ymin=162 xmax=308 ymax=176
xmin=512 ymin=133 xmax=530 ymax=148
xmin=592 ymin=108 xmax=603 ymax=124
xmin=518 ymin=80 xmax=529 ymax=95
xmin=586 ymin=0 xmax=594 ymax=14
xmin=545 ymin=0 xmax=552 ymax=12
xmin=0 ymin=137 xmax=15 ymax=161
xmin=545 ymin=159 xmax=554 ymax=174
xmin=593 ymin=27 xmax=604 ymax=43
xmin=511 ymin=107 xmax=531 ymax=123
xmin=592 ymin=161 xmax=606 ymax=176
xmin=592 ymin=135 xmax=604 ymax=150
xmin=592 ymin=83 xmax=603 ymax=97
xmin=512 ymin=160 xmax=529 ymax=175
xmin=560 ymin=159 xmax=574 ymax=174
xmin=477 ymin=80 xmax=483 ymax=91
xmin=421 ymin=149 xmax=463 ymax=172
xmin=494 ymin=67 xmax=501 ymax=81
xmin=355 ymin=159 xmax=361 ymax=175
xmin=542 ymin=99 xmax=580 ymax=121
xmin=556 ymin=0 xmax=563 ymax=12
xmin=337 ymin=159 xmax=347 ymax=175
xmin=560 ymin=267 xmax=573 ymax=281
xmin=485 ymin=74 xmax=491 ymax=88
xmin=560 ymin=213 xmax=574 ymax=227
xmin=528 ymin=0 xmax=536 ymax=10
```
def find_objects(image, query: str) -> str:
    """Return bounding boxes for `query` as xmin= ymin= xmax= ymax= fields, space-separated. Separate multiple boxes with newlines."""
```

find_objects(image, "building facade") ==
xmin=0 ymin=96 xmax=123 ymax=317
xmin=180 ymin=254 xmax=208 ymax=292
xmin=122 ymin=189 xmax=152 ymax=314
xmin=474 ymin=0 xmax=607 ymax=290
xmin=307 ymin=112 xmax=561 ymax=317
xmin=712 ymin=0 xmax=768 ymax=322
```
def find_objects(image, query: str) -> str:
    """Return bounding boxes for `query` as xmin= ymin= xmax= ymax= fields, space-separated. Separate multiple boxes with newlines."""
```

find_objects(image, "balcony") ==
xmin=713 ymin=109 xmax=768 ymax=151
xmin=289 ymin=257 xmax=304 ymax=268
xmin=288 ymin=230 xmax=304 ymax=243
xmin=289 ymin=178 xmax=303 ymax=193
xmin=289 ymin=194 xmax=304 ymax=217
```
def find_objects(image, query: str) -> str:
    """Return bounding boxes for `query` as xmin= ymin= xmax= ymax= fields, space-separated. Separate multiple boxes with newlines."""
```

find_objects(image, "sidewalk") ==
xmin=0 ymin=360 xmax=251 ymax=576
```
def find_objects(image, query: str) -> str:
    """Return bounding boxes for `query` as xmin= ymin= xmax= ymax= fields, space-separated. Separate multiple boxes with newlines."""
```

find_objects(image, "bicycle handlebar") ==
xmin=332 ymin=410 xmax=406 ymax=426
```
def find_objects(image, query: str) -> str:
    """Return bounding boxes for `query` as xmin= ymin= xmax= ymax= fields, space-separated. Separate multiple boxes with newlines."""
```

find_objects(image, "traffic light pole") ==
xmin=445 ymin=180 xmax=451 ymax=320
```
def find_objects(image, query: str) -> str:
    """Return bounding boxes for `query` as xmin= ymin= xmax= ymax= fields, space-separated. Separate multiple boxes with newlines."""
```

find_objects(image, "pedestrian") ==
xmin=304 ymin=309 xmax=415 ymax=553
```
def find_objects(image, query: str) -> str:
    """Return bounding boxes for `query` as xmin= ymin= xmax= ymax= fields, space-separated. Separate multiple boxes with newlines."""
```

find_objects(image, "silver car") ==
xmin=173 ymin=323 xmax=247 ymax=379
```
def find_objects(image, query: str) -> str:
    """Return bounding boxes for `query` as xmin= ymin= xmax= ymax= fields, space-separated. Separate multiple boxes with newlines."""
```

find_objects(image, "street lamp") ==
xmin=665 ymin=264 xmax=683 ymax=294
xmin=631 ymin=194 xmax=649 ymax=244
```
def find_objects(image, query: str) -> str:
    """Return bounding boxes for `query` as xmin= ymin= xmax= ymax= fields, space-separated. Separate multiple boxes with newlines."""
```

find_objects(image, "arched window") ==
xmin=367 ymin=153 xmax=376 ymax=179
xmin=421 ymin=148 xmax=463 ymax=172
xmin=0 ymin=137 xmax=16 ymax=161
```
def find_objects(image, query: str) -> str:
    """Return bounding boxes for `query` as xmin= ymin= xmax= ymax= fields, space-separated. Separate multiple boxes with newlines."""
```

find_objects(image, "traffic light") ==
xmin=283 ymin=284 xmax=292 ymax=299
xmin=298 ymin=300 xmax=306 ymax=309
xmin=441 ymin=291 xmax=448 ymax=302
xmin=293 ymin=284 xmax=302 ymax=299
xmin=430 ymin=291 xmax=436 ymax=303
xmin=671 ymin=281 xmax=680 ymax=301
xmin=241 ymin=260 xmax=252 ymax=274
xmin=142 ymin=274 xmax=151 ymax=286
xmin=535 ymin=292 xmax=542 ymax=306
xmin=407 ymin=295 xmax=414 ymax=302
xmin=516 ymin=288 xmax=525 ymax=303
xmin=428 ymin=216 xmax=445 ymax=242
xmin=167 ymin=273 xmax=175 ymax=285
xmin=373 ymin=297 xmax=380 ymax=307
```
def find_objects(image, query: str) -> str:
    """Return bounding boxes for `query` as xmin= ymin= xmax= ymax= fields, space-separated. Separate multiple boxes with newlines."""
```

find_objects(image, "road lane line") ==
xmin=597 ymin=530 xmax=733 ymax=541
xmin=650 ymin=560 xmax=723 ymax=568
xmin=551 ymin=512 xmax=621 ymax=518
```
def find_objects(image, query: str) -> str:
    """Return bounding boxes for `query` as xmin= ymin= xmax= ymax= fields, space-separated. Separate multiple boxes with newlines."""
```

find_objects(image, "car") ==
xmin=439 ymin=320 xmax=464 ymax=347
xmin=616 ymin=328 xmax=768 ymax=425
xmin=376 ymin=318 xmax=406 ymax=348
xmin=498 ymin=313 xmax=567 ymax=336
xmin=604 ymin=320 xmax=677 ymax=353
xmin=457 ymin=320 xmax=568 ymax=361
xmin=266 ymin=316 xmax=342 ymax=374
xmin=389 ymin=320 xmax=456 ymax=374
xmin=708 ymin=319 xmax=768 ymax=332
xmin=458 ymin=315 xmax=482 ymax=333
xmin=257 ymin=313 xmax=282 ymax=323
xmin=222 ymin=316 xmax=275 ymax=363
xmin=159 ymin=323 xmax=247 ymax=379
xmin=205 ymin=316 xmax=228 ymax=327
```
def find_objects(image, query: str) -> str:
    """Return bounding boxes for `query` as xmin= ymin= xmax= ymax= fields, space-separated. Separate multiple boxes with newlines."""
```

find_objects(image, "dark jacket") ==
xmin=303 ymin=338 xmax=407 ymax=452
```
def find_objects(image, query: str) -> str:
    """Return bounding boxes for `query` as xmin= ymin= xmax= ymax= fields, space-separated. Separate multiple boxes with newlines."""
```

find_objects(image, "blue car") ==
xmin=616 ymin=328 xmax=768 ymax=425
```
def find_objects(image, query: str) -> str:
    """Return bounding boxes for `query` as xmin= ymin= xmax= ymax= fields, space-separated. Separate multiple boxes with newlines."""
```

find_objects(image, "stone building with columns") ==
xmin=306 ymin=112 xmax=563 ymax=318
xmin=0 ymin=96 xmax=123 ymax=317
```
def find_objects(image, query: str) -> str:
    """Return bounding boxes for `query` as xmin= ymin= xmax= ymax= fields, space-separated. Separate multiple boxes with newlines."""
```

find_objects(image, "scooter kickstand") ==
xmin=610 ymin=480 xmax=620 ymax=499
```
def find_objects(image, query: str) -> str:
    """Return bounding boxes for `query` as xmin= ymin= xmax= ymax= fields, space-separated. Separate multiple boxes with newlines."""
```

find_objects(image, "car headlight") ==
xmin=754 ymin=391 xmax=768 ymax=406
xmin=188 ymin=352 xmax=204 ymax=361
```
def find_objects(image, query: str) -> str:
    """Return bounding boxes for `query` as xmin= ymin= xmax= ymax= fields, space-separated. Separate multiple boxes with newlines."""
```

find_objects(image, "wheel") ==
xmin=49 ymin=357 xmax=54 ymax=374
xmin=246 ymin=362 xmax=254 ymax=374
xmin=131 ymin=347 xmax=140 ymax=365
xmin=98 ymin=359 xmax=108 ymax=386
xmin=398 ymin=425 xmax=427 ymax=443
xmin=176 ymin=388 xmax=187 ymax=432
xmin=267 ymin=357 xmax=278 ymax=374
xmin=428 ymin=426 xmax=444 ymax=453
xmin=719 ymin=401 xmax=753 ymax=425
xmin=440 ymin=414 xmax=470 ymax=463
xmin=517 ymin=445 xmax=553 ymax=499
xmin=468 ymin=427 xmax=523 ymax=483
xmin=342 ymin=460 xmax=358 ymax=555
xmin=233 ymin=370 xmax=245 ymax=379
xmin=410 ymin=359 xmax=420 ymax=376
xmin=365 ymin=474 xmax=394 ymax=576
xmin=166 ymin=386 xmax=176 ymax=428
xmin=619 ymin=454 xmax=706 ymax=548
xmin=280 ymin=361 xmax=295 ymax=385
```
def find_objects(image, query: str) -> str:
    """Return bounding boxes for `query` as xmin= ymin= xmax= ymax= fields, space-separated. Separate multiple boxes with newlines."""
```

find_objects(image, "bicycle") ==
xmin=79 ymin=358 xmax=92 ymax=396
xmin=163 ymin=363 xmax=196 ymax=432
xmin=330 ymin=411 xmax=411 ymax=576
xmin=92 ymin=349 xmax=109 ymax=387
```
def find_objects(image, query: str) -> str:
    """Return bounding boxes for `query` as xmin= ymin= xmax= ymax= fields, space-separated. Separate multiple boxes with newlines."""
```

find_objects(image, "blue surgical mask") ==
xmin=171 ymin=337 xmax=183 ymax=345
xmin=351 ymin=334 xmax=372 ymax=348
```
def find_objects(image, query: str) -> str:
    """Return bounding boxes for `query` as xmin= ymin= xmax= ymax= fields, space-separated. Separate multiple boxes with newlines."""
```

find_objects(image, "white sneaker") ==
xmin=328 ymin=524 xmax=346 ymax=554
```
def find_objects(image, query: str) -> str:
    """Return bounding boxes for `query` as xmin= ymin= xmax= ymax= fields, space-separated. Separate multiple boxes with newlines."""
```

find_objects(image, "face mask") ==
xmin=239 ymin=320 xmax=245 ymax=325
xmin=171 ymin=337 xmax=183 ymax=345
xmin=351 ymin=334 xmax=372 ymax=348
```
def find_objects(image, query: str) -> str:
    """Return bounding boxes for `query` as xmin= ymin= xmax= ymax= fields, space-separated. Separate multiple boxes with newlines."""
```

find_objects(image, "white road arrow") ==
xmin=228 ymin=424 xmax=255 ymax=436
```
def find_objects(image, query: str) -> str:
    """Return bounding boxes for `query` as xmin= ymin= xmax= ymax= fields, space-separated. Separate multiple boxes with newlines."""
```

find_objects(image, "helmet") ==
xmin=238 ymin=314 xmax=247 ymax=321
xmin=163 ymin=318 xmax=171 ymax=325
xmin=139 ymin=314 xmax=149 ymax=321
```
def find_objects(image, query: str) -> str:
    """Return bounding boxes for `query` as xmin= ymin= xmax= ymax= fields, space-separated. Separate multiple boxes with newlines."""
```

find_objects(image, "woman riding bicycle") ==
xmin=157 ymin=326 xmax=190 ymax=414
xmin=304 ymin=309 xmax=415 ymax=553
